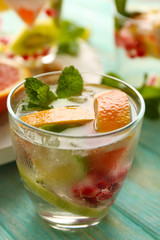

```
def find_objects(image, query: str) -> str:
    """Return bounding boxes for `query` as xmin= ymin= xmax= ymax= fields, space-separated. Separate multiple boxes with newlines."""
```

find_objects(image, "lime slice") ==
xmin=18 ymin=165 xmax=108 ymax=218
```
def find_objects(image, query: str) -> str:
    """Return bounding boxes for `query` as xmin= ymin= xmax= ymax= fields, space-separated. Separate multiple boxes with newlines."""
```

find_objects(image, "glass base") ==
xmin=39 ymin=211 xmax=101 ymax=231
xmin=27 ymin=189 xmax=103 ymax=232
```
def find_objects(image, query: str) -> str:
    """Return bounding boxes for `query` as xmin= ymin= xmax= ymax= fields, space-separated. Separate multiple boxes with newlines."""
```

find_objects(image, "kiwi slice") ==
xmin=18 ymin=164 xmax=108 ymax=218
xmin=10 ymin=20 xmax=59 ymax=56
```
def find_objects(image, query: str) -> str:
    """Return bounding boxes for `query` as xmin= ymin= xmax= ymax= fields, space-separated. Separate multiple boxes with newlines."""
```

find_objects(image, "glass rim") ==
xmin=7 ymin=71 xmax=145 ymax=139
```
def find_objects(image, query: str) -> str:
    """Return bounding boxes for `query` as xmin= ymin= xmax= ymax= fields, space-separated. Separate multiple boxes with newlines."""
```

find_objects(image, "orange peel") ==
xmin=94 ymin=90 xmax=130 ymax=132
xmin=21 ymin=106 xmax=94 ymax=127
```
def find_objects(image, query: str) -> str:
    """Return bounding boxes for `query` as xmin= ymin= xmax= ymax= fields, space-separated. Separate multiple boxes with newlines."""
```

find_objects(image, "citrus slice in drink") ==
xmin=21 ymin=106 xmax=94 ymax=127
xmin=0 ymin=58 xmax=30 ymax=114
xmin=94 ymin=90 xmax=130 ymax=132
xmin=18 ymin=165 xmax=108 ymax=218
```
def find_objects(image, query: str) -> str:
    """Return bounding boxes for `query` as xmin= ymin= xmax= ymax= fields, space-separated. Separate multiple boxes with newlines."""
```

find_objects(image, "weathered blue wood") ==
xmin=139 ymin=118 xmax=160 ymax=156
xmin=0 ymin=162 xmax=156 ymax=240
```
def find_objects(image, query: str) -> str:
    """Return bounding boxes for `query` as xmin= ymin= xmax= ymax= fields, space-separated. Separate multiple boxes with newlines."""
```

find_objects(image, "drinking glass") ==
xmin=114 ymin=1 xmax=160 ymax=88
xmin=7 ymin=71 xmax=145 ymax=231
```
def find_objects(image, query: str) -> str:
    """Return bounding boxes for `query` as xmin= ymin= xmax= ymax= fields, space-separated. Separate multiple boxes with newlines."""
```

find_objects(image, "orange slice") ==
xmin=0 ymin=58 xmax=30 ymax=114
xmin=21 ymin=106 xmax=94 ymax=127
xmin=94 ymin=90 xmax=130 ymax=132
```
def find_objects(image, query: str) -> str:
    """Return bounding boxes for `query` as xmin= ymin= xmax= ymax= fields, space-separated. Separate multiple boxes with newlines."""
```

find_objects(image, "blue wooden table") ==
xmin=0 ymin=0 xmax=160 ymax=239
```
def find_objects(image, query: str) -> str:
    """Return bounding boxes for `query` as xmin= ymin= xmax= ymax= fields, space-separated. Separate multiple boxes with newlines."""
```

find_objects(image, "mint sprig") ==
xmin=22 ymin=77 xmax=57 ymax=111
xmin=56 ymin=66 xmax=83 ymax=98
xmin=22 ymin=66 xmax=83 ymax=111
xmin=58 ymin=20 xmax=88 ymax=55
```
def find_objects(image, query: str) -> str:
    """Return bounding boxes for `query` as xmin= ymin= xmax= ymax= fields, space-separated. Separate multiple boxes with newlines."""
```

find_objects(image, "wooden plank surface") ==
xmin=0 ymin=162 xmax=156 ymax=240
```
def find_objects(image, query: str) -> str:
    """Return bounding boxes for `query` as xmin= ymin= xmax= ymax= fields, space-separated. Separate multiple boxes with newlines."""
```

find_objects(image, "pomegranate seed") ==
xmin=33 ymin=53 xmax=39 ymax=59
xmin=42 ymin=48 xmax=50 ymax=56
xmin=80 ymin=185 xmax=98 ymax=198
xmin=97 ymin=180 xmax=109 ymax=190
xmin=137 ymin=46 xmax=146 ymax=57
xmin=96 ymin=190 xmax=113 ymax=201
xmin=45 ymin=8 xmax=58 ymax=17
xmin=22 ymin=55 xmax=29 ymax=60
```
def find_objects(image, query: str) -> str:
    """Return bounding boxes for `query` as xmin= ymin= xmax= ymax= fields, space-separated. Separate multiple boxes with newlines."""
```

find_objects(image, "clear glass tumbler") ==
xmin=114 ymin=1 xmax=160 ymax=88
xmin=7 ymin=71 xmax=145 ymax=231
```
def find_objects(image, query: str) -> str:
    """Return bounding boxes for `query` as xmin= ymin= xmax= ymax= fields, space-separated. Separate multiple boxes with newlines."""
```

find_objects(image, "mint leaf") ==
xmin=58 ymin=41 xmax=79 ymax=55
xmin=58 ymin=20 xmax=87 ymax=55
xmin=144 ymin=99 xmax=160 ymax=119
xmin=22 ymin=77 xmax=56 ymax=111
xmin=56 ymin=66 xmax=83 ymax=98
xmin=114 ymin=0 xmax=127 ymax=16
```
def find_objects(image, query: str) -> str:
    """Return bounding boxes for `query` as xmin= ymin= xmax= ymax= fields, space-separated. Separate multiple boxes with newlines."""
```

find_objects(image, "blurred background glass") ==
xmin=0 ymin=0 xmax=62 ymax=69
xmin=114 ymin=0 xmax=160 ymax=88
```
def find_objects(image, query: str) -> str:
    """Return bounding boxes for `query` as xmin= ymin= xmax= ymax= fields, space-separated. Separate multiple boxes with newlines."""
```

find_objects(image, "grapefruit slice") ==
xmin=0 ymin=58 xmax=30 ymax=114
xmin=21 ymin=106 xmax=94 ymax=127
xmin=94 ymin=90 xmax=130 ymax=132
xmin=18 ymin=164 xmax=108 ymax=218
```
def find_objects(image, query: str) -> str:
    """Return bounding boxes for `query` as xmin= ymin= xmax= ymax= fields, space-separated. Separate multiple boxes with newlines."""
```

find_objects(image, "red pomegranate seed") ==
xmin=80 ymin=185 xmax=98 ymax=198
xmin=22 ymin=55 xmax=29 ymax=60
xmin=97 ymin=180 xmax=109 ymax=190
xmin=45 ymin=8 xmax=58 ymax=17
xmin=42 ymin=48 xmax=50 ymax=56
xmin=33 ymin=53 xmax=39 ymax=59
xmin=137 ymin=46 xmax=146 ymax=57
xmin=96 ymin=190 xmax=113 ymax=201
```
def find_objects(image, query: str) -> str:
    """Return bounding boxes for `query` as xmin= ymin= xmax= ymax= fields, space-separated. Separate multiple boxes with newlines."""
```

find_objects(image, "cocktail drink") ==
xmin=114 ymin=2 xmax=160 ymax=87
xmin=0 ymin=0 xmax=62 ymax=66
xmin=7 ymin=67 xmax=145 ymax=231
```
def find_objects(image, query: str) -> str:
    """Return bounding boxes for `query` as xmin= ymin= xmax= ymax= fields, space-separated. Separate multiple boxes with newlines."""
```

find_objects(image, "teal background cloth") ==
xmin=0 ymin=0 xmax=160 ymax=239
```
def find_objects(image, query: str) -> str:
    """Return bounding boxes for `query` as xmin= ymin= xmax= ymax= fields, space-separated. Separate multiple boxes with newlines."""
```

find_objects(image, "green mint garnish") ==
xmin=22 ymin=66 xmax=83 ymax=111
xmin=22 ymin=77 xmax=57 ymax=111
xmin=56 ymin=66 xmax=83 ymax=98
xmin=58 ymin=20 xmax=87 ymax=55
xmin=114 ymin=0 xmax=127 ymax=16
